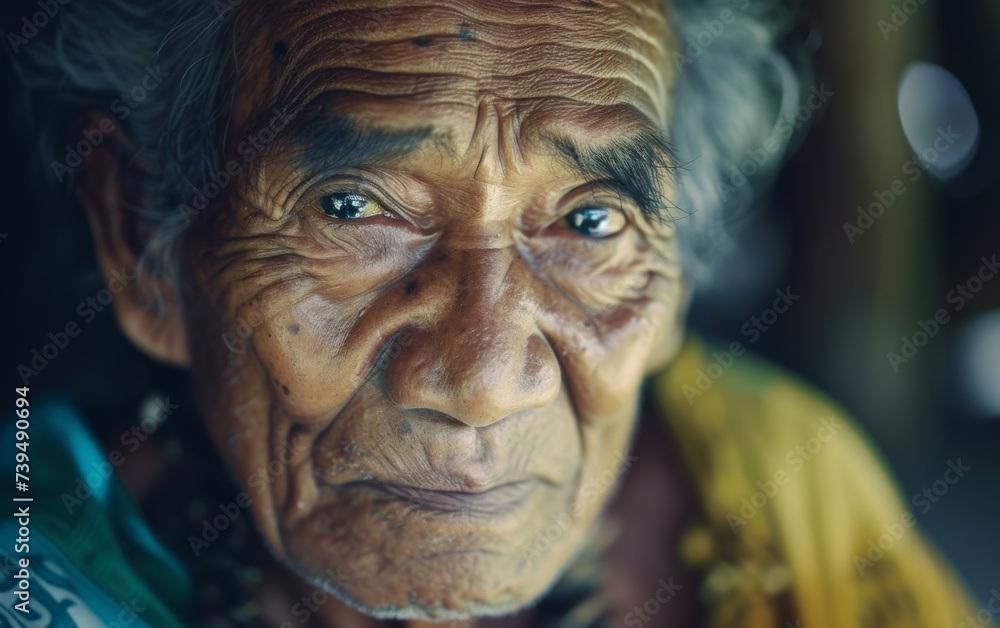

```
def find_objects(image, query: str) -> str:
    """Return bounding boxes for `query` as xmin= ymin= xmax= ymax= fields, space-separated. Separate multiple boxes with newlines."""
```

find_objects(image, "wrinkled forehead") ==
xmin=230 ymin=0 xmax=677 ymax=141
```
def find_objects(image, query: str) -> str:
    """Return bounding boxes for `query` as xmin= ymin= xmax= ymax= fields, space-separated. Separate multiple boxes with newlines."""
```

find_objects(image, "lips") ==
xmin=354 ymin=479 xmax=539 ymax=516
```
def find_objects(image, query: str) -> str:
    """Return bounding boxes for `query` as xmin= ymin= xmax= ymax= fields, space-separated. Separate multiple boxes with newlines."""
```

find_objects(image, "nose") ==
xmin=384 ymin=244 xmax=561 ymax=428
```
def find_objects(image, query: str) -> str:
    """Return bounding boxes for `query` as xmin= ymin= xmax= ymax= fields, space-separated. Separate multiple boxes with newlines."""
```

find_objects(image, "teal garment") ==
xmin=0 ymin=522 xmax=148 ymax=627
xmin=1 ymin=399 xmax=191 ymax=627
xmin=0 ymin=399 xmax=608 ymax=628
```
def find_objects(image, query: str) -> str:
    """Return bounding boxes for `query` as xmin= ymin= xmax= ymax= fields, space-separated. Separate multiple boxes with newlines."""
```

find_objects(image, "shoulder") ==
xmin=652 ymin=334 xmax=906 ymax=484
xmin=648 ymin=335 xmax=883 ymax=516
xmin=648 ymin=336 xmax=988 ymax=627
xmin=2 ymin=397 xmax=191 ymax=628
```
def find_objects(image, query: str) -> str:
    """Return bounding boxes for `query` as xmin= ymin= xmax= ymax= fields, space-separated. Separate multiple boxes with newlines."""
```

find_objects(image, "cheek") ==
xmin=190 ymin=218 xmax=433 ymax=423
xmin=550 ymin=273 xmax=682 ymax=425
xmin=571 ymin=404 xmax=639 ymax=521
xmin=247 ymin=292 xmax=356 ymax=421
xmin=535 ymin=232 xmax=657 ymax=308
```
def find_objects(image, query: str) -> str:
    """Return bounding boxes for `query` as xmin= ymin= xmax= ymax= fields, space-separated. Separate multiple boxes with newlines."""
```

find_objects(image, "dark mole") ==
xmin=287 ymin=324 xmax=300 ymax=334
xmin=282 ymin=385 xmax=290 ymax=395
xmin=399 ymin=423 xmax=413 ymax=435
xmin=273 ymin=41 xmax=288 ymax=63
xmin=404 ymin=279 xmax=419 ymax=296
xmin=458 ymin=24 xmax=473 ymax=40
xmin=412 ymin=36 xmax=433 ymax=47
xmin=437 ymin=252 xmax=448 ymax=263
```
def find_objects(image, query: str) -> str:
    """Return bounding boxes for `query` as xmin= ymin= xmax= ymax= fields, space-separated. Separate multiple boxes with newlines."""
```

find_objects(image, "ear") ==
xmin=74 ymin=112 xmax=190 ymax=367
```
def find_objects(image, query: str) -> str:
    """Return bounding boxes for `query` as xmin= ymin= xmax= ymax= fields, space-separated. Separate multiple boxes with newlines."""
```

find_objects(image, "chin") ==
xmin=288 ymin=548 xmax=556 ymax=622
xmin=342 ymin=593 xmax=537 ymax=623
xmin=276 ymin=486 xmax=593 ymax=622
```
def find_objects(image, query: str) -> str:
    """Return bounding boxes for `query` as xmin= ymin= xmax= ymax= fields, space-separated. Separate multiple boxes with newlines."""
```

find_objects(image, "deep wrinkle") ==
xmin=172 ymin=0 xmax=687 ymax=621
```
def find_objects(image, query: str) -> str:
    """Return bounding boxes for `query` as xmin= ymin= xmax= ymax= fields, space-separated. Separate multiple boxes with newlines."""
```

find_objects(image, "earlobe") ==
xmin=73 ymin=113 xmax=191 ymax=367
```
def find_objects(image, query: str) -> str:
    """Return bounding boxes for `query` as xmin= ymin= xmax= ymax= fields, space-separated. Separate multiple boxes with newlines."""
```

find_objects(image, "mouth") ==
xmin=346 ymin=479 xmax=539 ymax=517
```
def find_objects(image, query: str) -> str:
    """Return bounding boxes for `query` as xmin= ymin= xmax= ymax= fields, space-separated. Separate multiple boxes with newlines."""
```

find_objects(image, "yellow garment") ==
xmin=649 ymin=336 xmax=991 ymax=628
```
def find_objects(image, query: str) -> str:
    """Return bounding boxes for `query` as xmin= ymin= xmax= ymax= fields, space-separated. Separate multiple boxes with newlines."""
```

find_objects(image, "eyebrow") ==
xmin=543 ymin=128 xmax=681 ymax=224
xmin=256 ymin=108 xmax=680 ymax=223
xmin=279 ymin=114 xmax=436 ymax=176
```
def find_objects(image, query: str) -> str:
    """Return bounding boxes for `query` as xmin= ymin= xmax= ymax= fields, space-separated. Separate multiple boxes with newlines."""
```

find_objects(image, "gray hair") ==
xmin=10 ymin=0 xmax=808 ymax=298
xmin=668 ymin=0 xmax=809 ymax=282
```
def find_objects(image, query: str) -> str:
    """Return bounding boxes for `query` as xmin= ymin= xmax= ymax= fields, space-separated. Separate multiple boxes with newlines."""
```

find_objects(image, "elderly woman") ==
xmin=5 ymin=0 xmax=987 ymax=626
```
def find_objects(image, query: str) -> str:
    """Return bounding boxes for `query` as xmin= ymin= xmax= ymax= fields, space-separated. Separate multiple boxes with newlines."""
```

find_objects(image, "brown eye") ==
xmin=565 ymin=207 xmax=626 ymax=238
xmin=318 ymin=192 xmax=384 ymax=220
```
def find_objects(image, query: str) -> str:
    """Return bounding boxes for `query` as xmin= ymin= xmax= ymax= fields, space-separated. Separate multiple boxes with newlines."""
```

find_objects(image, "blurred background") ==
xmin=1 ymin=0 xmax=997 ymax=608
xmin=688 ymin=0 xmax=1000 ymax=599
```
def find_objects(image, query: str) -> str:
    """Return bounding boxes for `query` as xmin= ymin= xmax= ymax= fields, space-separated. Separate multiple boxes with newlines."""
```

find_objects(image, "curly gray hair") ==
xmin=11 ymin=0 xmax=808 ymax=300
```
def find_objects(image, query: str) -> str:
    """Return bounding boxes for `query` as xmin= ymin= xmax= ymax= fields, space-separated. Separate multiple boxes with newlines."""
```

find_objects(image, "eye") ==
xmin=565 ymin=206 xmax=626 ymax=238
xmin=318 ymin=191 xmax=385 ymax=220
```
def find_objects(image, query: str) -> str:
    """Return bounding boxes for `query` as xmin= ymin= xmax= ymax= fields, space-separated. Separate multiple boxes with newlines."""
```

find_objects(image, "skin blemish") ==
xmin=272 ymin=41 xmax=288 ymax=63
xmin=175 ymin=0 xmax=683 ymax=617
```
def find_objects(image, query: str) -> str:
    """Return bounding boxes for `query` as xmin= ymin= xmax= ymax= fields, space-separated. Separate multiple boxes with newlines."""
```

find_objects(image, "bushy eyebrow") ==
xmin=544 ymin=128 xmax=681 ymax=224
xmin=254 ymin=107 xmax=680 ymax=224
xmin=280 ymin=114 xmax=435 ymax=175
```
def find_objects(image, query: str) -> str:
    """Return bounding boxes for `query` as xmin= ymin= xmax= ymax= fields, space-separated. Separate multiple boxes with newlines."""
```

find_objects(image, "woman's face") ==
xmin=177 ymin=0 xmax=686 ymax=620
